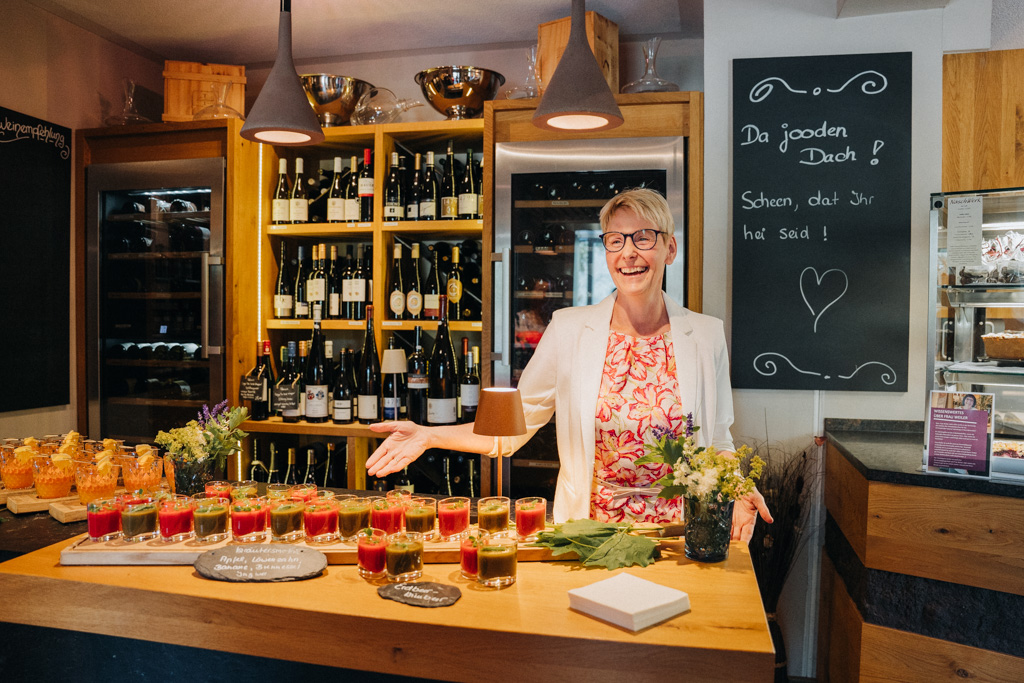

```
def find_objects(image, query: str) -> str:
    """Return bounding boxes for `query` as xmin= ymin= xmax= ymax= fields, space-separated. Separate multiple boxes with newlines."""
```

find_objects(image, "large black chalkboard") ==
xmin=730 ymin=53 xmax=911 ymax=392
xmin=0 ymin=107 xmax=71 ymax=411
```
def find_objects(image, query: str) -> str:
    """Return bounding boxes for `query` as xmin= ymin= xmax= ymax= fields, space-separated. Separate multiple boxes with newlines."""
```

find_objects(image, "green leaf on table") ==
xmin=533 ymin=519 xmax=659 ymax=570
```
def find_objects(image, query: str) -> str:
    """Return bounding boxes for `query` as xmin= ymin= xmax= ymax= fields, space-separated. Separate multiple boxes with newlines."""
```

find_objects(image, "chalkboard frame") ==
xmin=0 ymin=107 xmax=71 ymax=412
xmin=730 ymin=52 xmax=912 ymax=392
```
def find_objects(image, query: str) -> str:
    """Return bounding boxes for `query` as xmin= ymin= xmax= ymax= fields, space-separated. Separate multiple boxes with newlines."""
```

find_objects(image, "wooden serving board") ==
xmin=60 ymin=528 xmax=572 ymax=566
xmin=49 ymin=489 xmax=130 ymax=523
xmin=7 ymin=491 xmax=79 ymax=514
xmin=0 ymin=486 xmax=36 ymax=505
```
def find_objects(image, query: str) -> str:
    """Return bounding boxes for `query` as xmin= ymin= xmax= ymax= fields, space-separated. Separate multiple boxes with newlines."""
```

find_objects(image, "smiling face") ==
xmin=604 ymin=207 xmax=677 ymax=301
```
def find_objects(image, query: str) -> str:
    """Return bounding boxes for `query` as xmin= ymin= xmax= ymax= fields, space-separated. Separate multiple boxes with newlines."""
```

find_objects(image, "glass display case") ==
xmin=929 ymin=187 xmax=1024 ymax=479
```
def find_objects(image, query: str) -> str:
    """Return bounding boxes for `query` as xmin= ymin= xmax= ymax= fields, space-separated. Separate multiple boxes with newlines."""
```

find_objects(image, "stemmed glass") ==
xmin=621 ymin=37 xmax=679 ymax=94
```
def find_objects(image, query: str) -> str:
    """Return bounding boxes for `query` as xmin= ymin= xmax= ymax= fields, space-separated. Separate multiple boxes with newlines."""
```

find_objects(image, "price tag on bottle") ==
xmin=239 ymin=376 xmax=267 ymax=402
xmin=272 ymin=384 xmax=301 ymax=412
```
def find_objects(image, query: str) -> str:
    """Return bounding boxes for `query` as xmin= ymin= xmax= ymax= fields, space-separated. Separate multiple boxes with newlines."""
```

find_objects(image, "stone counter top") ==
xmin=824 ymin=417 xmax=1024 ymax=499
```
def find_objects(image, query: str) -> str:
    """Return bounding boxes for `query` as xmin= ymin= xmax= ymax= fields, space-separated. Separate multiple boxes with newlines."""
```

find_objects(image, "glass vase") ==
xmin=504 ymin=44 xmax=540 ymax=99
xmin=104 ymin=78 xmax=152 ymax=126
xmin=165 ymin=456 xmax=217 ymax=497
xmin=350 ymin=88 xmax=423 ymax=125
xmin=621 ymin=37 xmax=679 ymax=94
xmin=683 ymin=497 xmax=733 ymax=562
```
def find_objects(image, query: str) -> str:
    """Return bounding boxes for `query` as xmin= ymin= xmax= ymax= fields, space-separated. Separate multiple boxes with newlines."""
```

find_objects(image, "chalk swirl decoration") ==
xmin=749 ymin=69 xmax=888 ymax=102
xmin=753 ymin=353 xmax=897 ymax=386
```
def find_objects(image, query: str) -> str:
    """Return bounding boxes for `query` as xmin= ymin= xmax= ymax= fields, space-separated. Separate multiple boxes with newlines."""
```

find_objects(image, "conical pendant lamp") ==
xmin=532 ymin=0 xmax=623 ymax=131
xmin=240 ymin=0 xmax=324 ymax=145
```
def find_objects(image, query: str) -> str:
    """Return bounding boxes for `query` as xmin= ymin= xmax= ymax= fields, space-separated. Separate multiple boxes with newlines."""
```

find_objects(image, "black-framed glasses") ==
xmin=600 ymin=229 xmax=665 ymax=252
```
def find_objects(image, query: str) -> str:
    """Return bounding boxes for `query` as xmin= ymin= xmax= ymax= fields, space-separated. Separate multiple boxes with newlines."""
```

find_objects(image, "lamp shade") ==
xmin=240 ymin=6 xmax=324 ymax=146
xmin=381 ymin=349 xmax=408 ymax=374
xmin=532 ymin=0 xmax=623 ymax=132
xmin=472 ymin=388 xmax=527 ymax=437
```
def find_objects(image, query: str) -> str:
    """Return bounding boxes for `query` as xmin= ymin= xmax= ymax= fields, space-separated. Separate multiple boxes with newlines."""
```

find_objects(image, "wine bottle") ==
xmin=423 ymin=249 xmax=441 ymax=320
xmin=475 ymin=153 xmax=484 ymax=217
xmin=327 ymin=156 xmax=346 ymax=223
xmin=333 ymin=348 xmax=355 ymax=424
xmin=427 ymin=295 xmax=458 ymax=425
xmin=350 ymin=243 xmax=368 ymax=321
xmin=298 ymin=340 xmax=309 ymax=416
xmin=324 ymin=339 xmax=335 ymax=417
xmin=304 ymin=304 xmax=329 ymax=423
xmin=458 ymin=148 xmax=478 ymax=219
xmin=394 ymin=467 xmax=414 ymax=493
xmin=440 ymin=140 xmax=458 ymax=220
xmin=249 ymin=339 xmax=275 ymax=421
xmin=356 ymin=305 xmax=382 ymax=424
xmin=306 ymin=243 xmax=327 ymax=313
xmin=267 ymin=442 xmax=282 ymax=484
xmin=460 ymin=341 xmax=480 ymax=424
xmin=406 ymin=242 xmax=423 ymax=320
xmin=406 ymin=153 xmax=422 ymax=220
xmin=383 ymin=336 xmax=404 ymax=421
xmin=327 ymin=244 xmax=341 ymax=319
xmin=249 ymin=437 xmax=267 ymax=483
xmin=293 ymin=244 xmax=309 ymax=319
xmin=446 ymin=245 xmax=463 ymax=321
xmin=280 ymin=341 xmax=301 ymax=423
xmin=340 ymin=244 xmax=355 ymax=319
xmin=420 ymin=151 xmax=439 ymax=220
xmin=383 ymin=151 xmax=404 ymax=221
xmin=406 ymin=326 xmax=428 ymax=425
xmin=344 ymin=155 xmax=360 ymax=222
xmin=284 ymin=448 xmax=300 ymax=485
xmin=303 ymin=447 xmax=318 ymax=486
xmin=290 ymin=157 xmax=309 ymax=223
xmin=389 ymin=243 xmax=405 ymax=320
xmin=358 ymin=147 xmax=374 ymax=222
xmin=273 ymin=240 xmax=293 ymax=319
xmin=275 ymin=345 xmax=288 ymax=416
xmin=272 ymin=157 xmax=291 ymax=224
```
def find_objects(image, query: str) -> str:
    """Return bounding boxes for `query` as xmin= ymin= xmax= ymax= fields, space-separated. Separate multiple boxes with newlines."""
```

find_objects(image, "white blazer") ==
xmin=496 ymin=292 xmax=736 ymax=522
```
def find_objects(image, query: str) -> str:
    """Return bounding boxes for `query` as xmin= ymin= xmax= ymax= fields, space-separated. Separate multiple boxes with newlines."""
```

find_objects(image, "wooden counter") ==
xmin=0 ymin=536 xmax=773 ymax=682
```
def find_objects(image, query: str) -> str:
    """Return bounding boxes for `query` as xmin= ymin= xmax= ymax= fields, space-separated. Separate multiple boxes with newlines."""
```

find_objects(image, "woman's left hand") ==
xmin=731 ymin=487 xmax=773 ymax=542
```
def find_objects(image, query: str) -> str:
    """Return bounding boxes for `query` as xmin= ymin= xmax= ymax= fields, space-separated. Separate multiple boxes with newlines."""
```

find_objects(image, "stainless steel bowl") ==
xmin=414 ymin=66 xmax=506 ymax=120
xmin=300 ymin=74 xmax=374 ymax=126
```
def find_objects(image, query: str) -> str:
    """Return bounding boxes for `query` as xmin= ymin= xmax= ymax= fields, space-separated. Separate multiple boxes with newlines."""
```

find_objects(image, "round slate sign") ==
xmin=377 ymin=582 xmax=462 ymax=607
xmin=195 ymin=545 xmax=327 ymax=582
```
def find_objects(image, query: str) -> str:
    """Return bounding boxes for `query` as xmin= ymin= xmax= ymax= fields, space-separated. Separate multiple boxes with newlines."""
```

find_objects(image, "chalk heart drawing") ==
xmin=800 ymin=267 xmax=848 ymax=333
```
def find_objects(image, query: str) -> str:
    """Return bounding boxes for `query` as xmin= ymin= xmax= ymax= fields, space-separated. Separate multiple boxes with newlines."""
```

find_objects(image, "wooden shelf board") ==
xmin=242 ymin=417 xmax=380 ymax=438
xmin=105 ymin=359 xmax=208 ymax=368
xmin=266 ymin=319 xmax=367 ymax=331
xmin=105 ymin=398 xmax=206 ymax=407
xmin=379 ymin=320 xmax=482 ymax=332
xmin=381 ymin=219 xmax=483 ymax=236
xmin=267 ymin=223 xmax=372 ymax=237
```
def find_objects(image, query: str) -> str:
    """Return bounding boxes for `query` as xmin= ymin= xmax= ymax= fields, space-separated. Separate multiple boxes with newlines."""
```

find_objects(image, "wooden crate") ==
xmin=162 ymin=60 xmax=246 ymax=122
xmin=537 ymin=11 xmax=619 ymax=95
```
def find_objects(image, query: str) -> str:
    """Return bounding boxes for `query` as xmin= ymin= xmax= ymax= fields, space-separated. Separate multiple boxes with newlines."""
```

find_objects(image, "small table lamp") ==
xmin=381 ymin=348 xmax=407 ymax=421
xmin=472 ymin=387 xmax=527 ymax=496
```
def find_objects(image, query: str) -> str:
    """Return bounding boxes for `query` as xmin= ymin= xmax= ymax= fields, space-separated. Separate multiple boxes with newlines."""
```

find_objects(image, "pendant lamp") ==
xmin=240 ymin=0 xmax=324 ymax=145
xmin=532 ymin=0 xmax=623 ymax=131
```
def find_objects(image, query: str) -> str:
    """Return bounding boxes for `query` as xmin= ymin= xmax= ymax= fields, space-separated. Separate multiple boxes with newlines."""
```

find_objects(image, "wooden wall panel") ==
xmin=824 ymin=443 xmax=869 ymax=560
xmin=819 ymin=552 xmax=862 ymax=683
xmin=943 ymin=49 xmax=1024 ymax=192
xmin=865 ymin=482 xmax=1024 ymax=596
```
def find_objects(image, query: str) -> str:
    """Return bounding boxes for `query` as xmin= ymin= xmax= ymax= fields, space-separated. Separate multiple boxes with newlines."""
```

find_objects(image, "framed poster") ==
xmin=925 ymin=390 xmax=992 ymax=478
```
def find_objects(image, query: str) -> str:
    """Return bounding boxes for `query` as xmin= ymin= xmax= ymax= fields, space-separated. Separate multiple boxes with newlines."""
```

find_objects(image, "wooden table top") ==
xmin=0 ymin=536 xmax=774 ymax=682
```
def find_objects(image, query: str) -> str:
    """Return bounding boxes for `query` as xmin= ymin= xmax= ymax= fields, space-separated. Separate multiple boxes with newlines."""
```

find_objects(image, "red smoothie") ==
xmin=438 ymin=502 xmax=470 ymax=538
xmin=516 ymin=503 xmax=546 ymax=539
xmin=87 ymin=507 xmax=121 ymax=540
xmin=158 ymin=505 xmax=194 ymax=539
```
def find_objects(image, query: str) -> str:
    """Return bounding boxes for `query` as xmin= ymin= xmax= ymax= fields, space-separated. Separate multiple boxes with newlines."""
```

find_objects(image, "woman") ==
xmin=367 ymin=189 xmax=771 ymax=540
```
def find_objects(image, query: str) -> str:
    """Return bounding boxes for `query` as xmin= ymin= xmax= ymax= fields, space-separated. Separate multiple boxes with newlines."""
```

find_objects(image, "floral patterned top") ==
xmin=591 ymin=331 xmax=685 ymax=523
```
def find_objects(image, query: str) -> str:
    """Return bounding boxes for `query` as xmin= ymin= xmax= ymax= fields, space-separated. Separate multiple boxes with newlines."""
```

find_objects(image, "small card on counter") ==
xmin=567 ymin=573 xmax=690 ymax=631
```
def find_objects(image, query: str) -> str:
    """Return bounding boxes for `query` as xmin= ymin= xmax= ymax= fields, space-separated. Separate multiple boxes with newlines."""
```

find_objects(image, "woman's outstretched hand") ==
xmin=731 ymin=487 xmax=773 ymax=542
xmin=366 ymin=422 xmax=431 ymax=477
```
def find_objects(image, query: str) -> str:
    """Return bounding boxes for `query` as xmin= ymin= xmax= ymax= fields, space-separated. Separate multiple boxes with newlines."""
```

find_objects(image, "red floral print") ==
xmin=592 ymin=331 xmax=685 ymax=523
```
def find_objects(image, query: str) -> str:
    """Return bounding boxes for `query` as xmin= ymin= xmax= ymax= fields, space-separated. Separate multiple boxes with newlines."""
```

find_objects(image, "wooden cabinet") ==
xmin=240 ymin=119 xmax=486 ymax=486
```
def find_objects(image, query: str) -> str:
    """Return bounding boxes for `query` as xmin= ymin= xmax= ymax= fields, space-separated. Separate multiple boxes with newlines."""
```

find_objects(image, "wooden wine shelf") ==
xmin=105 ymin=397 xmax=206 ymax=407
xmin=266 ymin=222 xmax=372 ymax=237
xmin=241 ymin=417 xmax=381 ymax=439
xmin=379 ymin=320 xmax=483 ymax=332
xmin=266 ymin=319 xmax=367 ymax=331
xmin=381 ymin=219 xmax=483 ymax=236
xmin=104 ymin=210 xmax=210 ymax=222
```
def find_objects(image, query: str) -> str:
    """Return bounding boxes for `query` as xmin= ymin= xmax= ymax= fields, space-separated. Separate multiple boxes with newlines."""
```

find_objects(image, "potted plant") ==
xmin=156 ymin=401 xmax=248 ymax=496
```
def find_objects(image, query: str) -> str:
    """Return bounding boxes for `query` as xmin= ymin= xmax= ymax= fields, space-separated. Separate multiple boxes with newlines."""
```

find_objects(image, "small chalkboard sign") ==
xmin=730 ymin=52 xmax=911 ymax=392
xmin=239 ymin=376 xmax=267 ymax=403
xmin=272 ymin=383 xmax=300 ymax=412
xmin=377 ymin=582 xmax=462 ymax=608
xmin=194 ymin=546 xmax=326 ymax=582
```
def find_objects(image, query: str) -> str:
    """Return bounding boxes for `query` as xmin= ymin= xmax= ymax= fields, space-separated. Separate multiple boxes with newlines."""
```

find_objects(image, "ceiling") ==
xmin=25 ymin=0 xmax=705 ymax=66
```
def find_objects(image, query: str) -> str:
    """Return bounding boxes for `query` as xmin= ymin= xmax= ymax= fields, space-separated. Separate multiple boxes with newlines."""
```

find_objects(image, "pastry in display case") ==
xmin=929 ymin=187 xmax=1024 ymax=478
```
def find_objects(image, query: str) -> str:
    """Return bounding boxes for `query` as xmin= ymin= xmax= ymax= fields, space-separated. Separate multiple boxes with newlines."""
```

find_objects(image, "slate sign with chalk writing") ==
xmin=195 ymin=546 xmax=326 ymax=582
xmin=730 ymin=53 xmax=911 ymax=391
xmin=377 ymin=582 xmax=461 ymax=608
xmin=0 ymin=106 xmax=71 ymax=411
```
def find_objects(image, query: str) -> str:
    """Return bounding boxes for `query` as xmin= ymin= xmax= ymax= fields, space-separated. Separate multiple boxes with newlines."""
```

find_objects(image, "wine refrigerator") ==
xmin=85 ymin=158 xmax=227 ymax=444
xmin=492 ymin=137 xmax=687 ymax=498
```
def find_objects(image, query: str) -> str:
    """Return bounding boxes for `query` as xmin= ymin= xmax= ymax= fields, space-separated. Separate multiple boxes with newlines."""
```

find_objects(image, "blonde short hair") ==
xmin=599 ymin=188 xmax=675 ymax=236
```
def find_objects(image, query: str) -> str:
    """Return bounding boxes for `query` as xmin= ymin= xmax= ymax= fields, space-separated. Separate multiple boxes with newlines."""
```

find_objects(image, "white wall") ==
xmin=0 ymin=0 xmax=162 ymax=438
xmin=704 ymin=0 xmax=991 ymax=675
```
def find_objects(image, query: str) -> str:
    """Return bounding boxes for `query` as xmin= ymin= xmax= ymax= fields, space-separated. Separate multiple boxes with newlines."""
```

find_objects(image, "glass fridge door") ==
xmin=509 ymin=170 xmax=667 ymax=384
xmin=87 ymin=158 xmax=225 ymax=444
